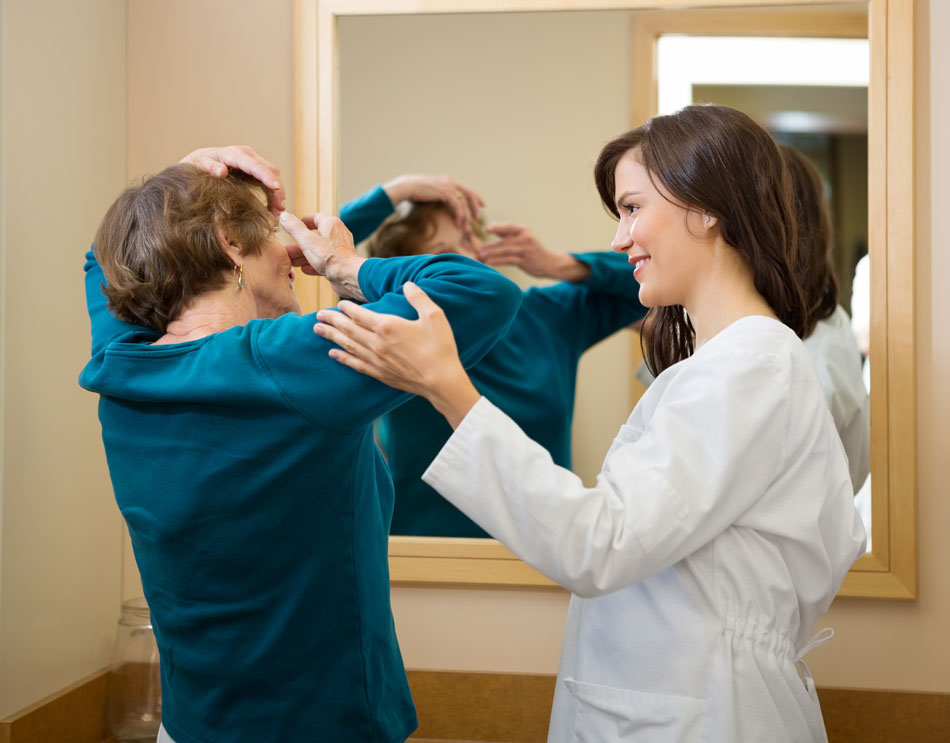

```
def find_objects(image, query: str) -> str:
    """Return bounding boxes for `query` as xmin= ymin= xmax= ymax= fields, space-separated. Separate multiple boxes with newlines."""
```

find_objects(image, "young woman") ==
xmin=314 ymin=106 xmax=866 ymax=741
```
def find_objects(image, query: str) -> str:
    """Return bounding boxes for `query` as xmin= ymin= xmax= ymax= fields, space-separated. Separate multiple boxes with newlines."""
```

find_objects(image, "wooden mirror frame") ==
xmin=294 ymin=0 xmax=916 ymax=599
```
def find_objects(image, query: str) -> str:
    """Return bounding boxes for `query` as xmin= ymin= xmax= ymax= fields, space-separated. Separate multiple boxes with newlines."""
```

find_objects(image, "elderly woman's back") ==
xmin=80 ymin=159 xmax=521 ymax=743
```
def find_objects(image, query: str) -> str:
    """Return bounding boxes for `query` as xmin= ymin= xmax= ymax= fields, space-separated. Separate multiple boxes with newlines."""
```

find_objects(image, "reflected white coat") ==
xmin=803 ymin=305 xmax=871 ymax=493
xmin=425 ymin=316 xmax=866 ymax=742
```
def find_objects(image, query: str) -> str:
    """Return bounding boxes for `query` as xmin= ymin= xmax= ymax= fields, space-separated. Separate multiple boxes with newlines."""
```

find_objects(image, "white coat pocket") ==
xmin=564 ymin=677 xmax=706 ymax=742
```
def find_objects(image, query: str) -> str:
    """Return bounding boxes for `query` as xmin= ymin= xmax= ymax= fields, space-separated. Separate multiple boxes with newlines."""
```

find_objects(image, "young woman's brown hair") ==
xmin=94 ymin=164 xmax=274 ymax=333
xmin=780 ymin=143 xmax=839 ymax=326
xmin=594 ymin=104 xmax=810 ymax=375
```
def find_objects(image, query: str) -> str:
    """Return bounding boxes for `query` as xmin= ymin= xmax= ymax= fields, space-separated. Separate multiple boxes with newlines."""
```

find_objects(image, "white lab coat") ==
xmin=802 ymin=306 xmax=871 ymax=493
xmin=424 ymin=316 xmax=866 ymax=742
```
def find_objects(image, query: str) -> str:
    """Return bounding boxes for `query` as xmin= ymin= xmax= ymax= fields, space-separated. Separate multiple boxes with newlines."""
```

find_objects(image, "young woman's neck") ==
xmin=685 ymin=239 xmax=777 ymax=349
xmin=154 ymin=286 xmax=257 ymax=345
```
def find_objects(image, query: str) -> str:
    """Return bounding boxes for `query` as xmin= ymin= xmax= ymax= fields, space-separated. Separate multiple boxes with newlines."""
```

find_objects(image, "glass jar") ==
xmin=107 ymin=597 xmax=162 ymax=742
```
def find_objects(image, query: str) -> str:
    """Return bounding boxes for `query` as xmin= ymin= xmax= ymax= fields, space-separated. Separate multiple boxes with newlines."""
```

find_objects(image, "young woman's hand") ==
xmin=180 ymin=145 xmax=286 ymax=216
xmin=314 ymin=283 xmax=480 ymax=428
xmin=477 ymin=222 xmax=590 ymax=282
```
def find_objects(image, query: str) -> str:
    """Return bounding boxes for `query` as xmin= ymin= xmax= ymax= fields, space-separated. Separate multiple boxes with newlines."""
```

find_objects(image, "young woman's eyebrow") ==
xmin=616 ymin=190 xmax=641 ymax=207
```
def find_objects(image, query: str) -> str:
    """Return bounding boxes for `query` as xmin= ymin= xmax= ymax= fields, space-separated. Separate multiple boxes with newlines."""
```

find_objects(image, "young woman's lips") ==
xmin=630 ymin=255 xmax=651 ymax=276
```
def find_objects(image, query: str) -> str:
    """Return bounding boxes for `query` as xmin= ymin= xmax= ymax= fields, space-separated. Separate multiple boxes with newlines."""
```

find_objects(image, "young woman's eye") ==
xmin=622 ymin=204 xmax=639 ymax=215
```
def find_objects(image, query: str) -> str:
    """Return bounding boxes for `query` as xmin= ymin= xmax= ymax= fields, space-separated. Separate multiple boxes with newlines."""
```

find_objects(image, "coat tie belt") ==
xmin=793 ymin=627 xmax=834 ymax=703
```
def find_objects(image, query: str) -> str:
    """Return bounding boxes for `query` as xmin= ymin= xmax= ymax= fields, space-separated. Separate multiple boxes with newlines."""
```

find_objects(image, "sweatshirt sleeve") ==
xmin=423 ymin=341 xmax=798 ymax=597
xmin=254 ymin=254 xmax=522 ymax=433
xmin=521 ymin=251 xmax=647 ymax=353
xmin=338 ymin=185 xmax=395 ymax=244
xmin=81 ymin=248 xmax=160 ymax=366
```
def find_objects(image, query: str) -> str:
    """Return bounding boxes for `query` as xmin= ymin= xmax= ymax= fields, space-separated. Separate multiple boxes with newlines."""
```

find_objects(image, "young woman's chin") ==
xmin=637 ymin=285 xmax=662 ymax=309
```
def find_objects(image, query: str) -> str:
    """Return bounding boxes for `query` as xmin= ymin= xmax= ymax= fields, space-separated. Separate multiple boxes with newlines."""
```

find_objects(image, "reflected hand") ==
xmin=478 ymin=222 xmax=588 ymax=281
xmin=180 ymin=145 xmax=286 ymax=216
xmin=382 ymin=174 xmax=484 ymax=242
xmin=314 ymin=283 xmax=480 ymax=427
xmin=281 ymin=211 xmax=367 ymax=301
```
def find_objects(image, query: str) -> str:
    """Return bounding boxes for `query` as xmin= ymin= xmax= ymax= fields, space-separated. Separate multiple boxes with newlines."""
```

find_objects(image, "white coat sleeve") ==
xmin=423 ymin=344 xmax=791 ymax=597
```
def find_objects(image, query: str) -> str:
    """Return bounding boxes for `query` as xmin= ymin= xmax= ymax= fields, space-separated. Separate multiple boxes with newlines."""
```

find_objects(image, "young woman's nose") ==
xmin=611 ymin=217 xmax=634 ymax=253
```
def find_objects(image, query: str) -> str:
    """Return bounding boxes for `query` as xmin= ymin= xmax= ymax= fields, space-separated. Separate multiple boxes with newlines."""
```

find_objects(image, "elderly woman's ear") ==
xmin=214 ymin=221 xmax=245 ymax=266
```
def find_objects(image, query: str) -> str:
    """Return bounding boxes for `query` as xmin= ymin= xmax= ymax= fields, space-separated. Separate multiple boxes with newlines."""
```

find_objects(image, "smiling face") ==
xmin=241 ymin=229 xmax=301 ymax=318
xmin=610 ymin=148 xmax=712 ymax=309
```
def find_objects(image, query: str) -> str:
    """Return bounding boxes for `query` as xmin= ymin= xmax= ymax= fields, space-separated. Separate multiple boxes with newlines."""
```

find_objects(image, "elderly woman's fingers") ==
xmin=279 ymin=210 xmax=310 ymax=239
xmin=180 ymin=145 xmax=286 ymax=215
xmin=283 ymin=212 xmax=363 ymax=299
xmin=285 ymin=242 xmax=306 ymax=265
xmin=280 ymin=211 xmax=332 ymax=276
xmin=456 ymin=183 xmax=484 ymax=220
xmin=382 ymin=174 xmax=484 ymax=223
xmin=485 ymin=221 xmax=526 ymax=237
xmin=182 ymin=152 xmax=227 ymax=178
xmin=284 ymin=243 xmax=318 ymax=274
xmin=476 ymin=246 xmax=523 ymax=266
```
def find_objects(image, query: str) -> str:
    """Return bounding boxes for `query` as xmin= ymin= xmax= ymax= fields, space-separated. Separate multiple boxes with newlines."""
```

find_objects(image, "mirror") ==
xmin=295 ymin=0 xmax=916 ymax=599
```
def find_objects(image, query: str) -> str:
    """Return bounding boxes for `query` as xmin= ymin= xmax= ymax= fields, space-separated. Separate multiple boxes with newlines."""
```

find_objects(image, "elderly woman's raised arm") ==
xmin=254 ymin=214 xmax=521 ymax=432
xmin=82 ymin=249 xmax=159 ymax=366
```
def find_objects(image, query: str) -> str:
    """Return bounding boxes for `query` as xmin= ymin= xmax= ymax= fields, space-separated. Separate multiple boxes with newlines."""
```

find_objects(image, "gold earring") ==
xmin=234 ymin=264 xmax=244 ymax=290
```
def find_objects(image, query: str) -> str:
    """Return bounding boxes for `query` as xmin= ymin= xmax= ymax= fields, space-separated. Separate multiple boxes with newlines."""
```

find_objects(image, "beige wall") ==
xmin=125 ymin=0 xmax=295 ymax=196
xmin=2 ymin=0 xmax=947 ymax=720
xmin=0 ymin=0 xmax=127 ymax=718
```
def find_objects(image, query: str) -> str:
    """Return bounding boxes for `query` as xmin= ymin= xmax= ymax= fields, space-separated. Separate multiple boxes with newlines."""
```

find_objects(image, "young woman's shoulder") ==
xmin=685 ymin=315 xmax=800 ymax=378
xmin=644 ymin=315 xmax=819 ymax=418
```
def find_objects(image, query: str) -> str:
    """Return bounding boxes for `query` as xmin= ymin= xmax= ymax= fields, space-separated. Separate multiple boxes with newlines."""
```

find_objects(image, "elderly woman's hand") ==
xmin=180 ymin=145 xmax=286 ymax=216
xmin=382 ymin=174 xmax=484 ymax=242
xmin=314 ymin=283 xmax=480 ymax=428
xmin=477 ymin=222 xmax=590 ymax=282
xmin=281 ymin=211 xmax=367 ymax=302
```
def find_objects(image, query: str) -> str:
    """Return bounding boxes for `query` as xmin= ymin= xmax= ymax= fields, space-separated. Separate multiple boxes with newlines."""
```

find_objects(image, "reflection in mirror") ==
xmin=339 ymin=12 xmax=871 ymax=543
xmin=305 ymin=0 xmax=916 ymax=598
xmin=339 ymin=10 xmax=651 ymax=537
xmin=653 ymin=34 xmax=873 ymax=549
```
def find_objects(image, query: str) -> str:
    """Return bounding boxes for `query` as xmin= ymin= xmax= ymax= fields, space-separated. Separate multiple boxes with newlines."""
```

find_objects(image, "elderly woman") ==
xmin=79 ymin=146 xmax=521 ymax=743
